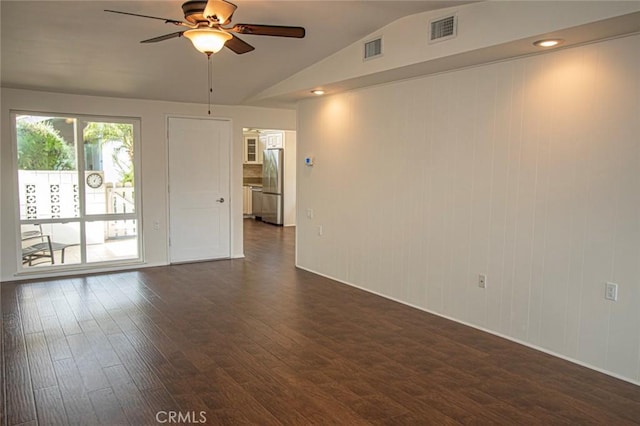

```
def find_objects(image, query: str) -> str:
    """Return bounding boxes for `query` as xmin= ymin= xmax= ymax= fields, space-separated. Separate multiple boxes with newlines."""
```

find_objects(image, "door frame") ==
xmin=166 ymin=115 xmax=233 ymax=263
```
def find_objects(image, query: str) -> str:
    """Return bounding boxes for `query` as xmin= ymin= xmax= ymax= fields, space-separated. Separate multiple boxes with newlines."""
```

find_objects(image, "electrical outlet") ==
xmin=605 ymin=282 xmax=618 ymax=301
xmin=317 ymin=225 xmax=323 ymax=236
xmin=153 ymin=221 xmax=160 ymax=231
xmin=478 ymin=274 xmax=487 ymax=289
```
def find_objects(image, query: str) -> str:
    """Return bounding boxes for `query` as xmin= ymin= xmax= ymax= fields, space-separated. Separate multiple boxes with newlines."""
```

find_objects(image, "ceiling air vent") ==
xmin=363 ymin=37 xmax=382 ymax=60
xmin=429 ymin=14 xmax=457 ymax=43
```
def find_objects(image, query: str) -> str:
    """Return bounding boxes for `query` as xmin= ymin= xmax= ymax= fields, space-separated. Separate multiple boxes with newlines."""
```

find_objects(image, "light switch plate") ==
xmin=605 ymin=282 xmax=618 ymax=301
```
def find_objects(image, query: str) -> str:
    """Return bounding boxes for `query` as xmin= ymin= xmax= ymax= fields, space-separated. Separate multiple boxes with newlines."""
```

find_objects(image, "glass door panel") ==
xmin=14 ymin=113 xmax=141 ymax=272
xmin=16 ymin=115 xmax=79 ymax=220
xmin=20 ymin=222 xmax=81 ymax=267
xmin=85 ymin=220 xmax=139 ymax=263
xmin=82 ymin=121 xmax=136 ymax=215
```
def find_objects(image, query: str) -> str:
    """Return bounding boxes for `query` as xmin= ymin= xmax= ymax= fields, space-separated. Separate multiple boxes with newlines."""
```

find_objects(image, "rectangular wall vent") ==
xmin=429 ymin=15 xmax=457 ymax=43
xmin=363 ymin=38 xmax=382 ymax=60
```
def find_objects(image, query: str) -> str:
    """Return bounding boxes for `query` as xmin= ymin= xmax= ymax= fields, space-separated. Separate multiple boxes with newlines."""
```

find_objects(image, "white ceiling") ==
xmin=1 ymin=1 xmax=474 ymax=107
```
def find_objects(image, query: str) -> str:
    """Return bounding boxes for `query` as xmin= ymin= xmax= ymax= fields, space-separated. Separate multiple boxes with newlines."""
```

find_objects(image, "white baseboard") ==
xmin=5 ymin=260 xmax=165 ymax=283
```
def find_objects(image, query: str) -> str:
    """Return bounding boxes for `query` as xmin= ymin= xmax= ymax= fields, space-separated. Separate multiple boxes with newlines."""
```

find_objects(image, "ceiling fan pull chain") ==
xmin=208 ymin=53 xmax=213 ymax=115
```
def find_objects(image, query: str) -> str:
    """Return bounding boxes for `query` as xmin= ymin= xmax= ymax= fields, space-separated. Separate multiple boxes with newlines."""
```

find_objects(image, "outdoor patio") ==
xmin=26 ymin=237 xmax=138 ymax=268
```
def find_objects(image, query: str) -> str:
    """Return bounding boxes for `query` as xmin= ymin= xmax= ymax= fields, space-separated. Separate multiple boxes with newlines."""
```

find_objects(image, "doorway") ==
xmin=242 ymin=128 xmax=296 ymax=227
xmin=168 ymin=117 xmax=231 ymax=263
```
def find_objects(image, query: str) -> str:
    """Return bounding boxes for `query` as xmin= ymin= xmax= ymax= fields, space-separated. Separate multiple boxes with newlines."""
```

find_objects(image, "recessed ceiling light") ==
xmin=533 ymin=39 xmax=564 ymax=48
xmin=311 ymin=90 xmax=325 ymax=95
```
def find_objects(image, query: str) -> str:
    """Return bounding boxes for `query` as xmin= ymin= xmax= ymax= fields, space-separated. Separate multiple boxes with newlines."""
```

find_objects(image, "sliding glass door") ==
xmin=14 ymin=112 xmax=141 ymax=271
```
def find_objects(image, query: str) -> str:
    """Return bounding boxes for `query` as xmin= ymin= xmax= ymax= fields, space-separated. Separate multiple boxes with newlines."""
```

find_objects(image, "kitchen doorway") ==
xmin=242 ymin=128 xmax=296 ymax=227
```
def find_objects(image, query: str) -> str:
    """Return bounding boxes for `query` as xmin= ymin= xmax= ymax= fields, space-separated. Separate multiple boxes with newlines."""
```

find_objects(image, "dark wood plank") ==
xmin=2 ymin=286 xmax=37 ymax=425
xmin=78 ymin=319 xmax=121 ymax=368
xmin=52 ymin=358 xmax=100 ymax=425
xmin=199 ymin=369 xmax=281 ymax=426
xmin=63 ymin=288 xmax=95 ymax=323
xmin=34 ymin=293 xmax=57 ymax=318
xmin=106 ymin=333 xmax=164 ymax=391
xmin=50 ymin=296 xmax=82 ymax=336
xmin=18 ymin=296 xmax=43 ymax=334
xmin=40 ymin=314 xmax=73 ymax=361
xmin=3 ymin=218 xmax=640 ymax=425
xmin=88 ymin=387 xmax=128 ymax=425
xmin=139 ymin=387 xmax=181 ymax=422
xmin=65 ymin=333 xmax=111 ymax=392
xmin=271 ymin=366 xmax=370 ymax=425
xmin=24 ymin=332 xmax=57 ymax=390
xmin=33 ymin=386 xmax=68 ymax=425
xmin=0 ymin=298 xmax=2 ymax=426
xmin=81 ymin=289 xmax=123 ymax=335
xmin=103 ymin=364 xmax=158 ymax=424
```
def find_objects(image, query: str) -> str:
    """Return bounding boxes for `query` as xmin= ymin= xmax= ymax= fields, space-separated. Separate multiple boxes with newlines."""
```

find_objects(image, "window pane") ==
xmin=86 ymin=220 xmax=138 ymax=263
xmin=21 ymin=222 xmax=80 ymax=268
xmin=16 ymin=115 xmax=79 ymax=220
xmin=82 ymin=121 xmax=135 ymax=215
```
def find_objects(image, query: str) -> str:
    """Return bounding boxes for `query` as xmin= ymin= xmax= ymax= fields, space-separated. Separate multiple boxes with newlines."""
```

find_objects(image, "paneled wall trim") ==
xmin=296 ymin=34 xmax=640 ymax=384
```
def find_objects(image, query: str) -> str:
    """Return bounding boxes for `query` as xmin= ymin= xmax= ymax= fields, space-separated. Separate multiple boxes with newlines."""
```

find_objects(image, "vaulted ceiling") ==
xmin=0 ymin=1 xmax=474 ymax=106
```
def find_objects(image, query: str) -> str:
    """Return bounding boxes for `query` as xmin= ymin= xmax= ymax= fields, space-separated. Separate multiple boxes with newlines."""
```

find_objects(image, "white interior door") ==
xmin=168 ymin=117 xmax=231 ymax=263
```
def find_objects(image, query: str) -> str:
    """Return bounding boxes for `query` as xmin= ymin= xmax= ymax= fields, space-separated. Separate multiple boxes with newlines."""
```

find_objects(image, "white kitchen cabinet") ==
xmin=244 ymin=131 xmax=283 ymax=164
xmin=264 ymin=132 xmax=283 ymax=149
xmin=243 ymin=186 xmax=252 ymax=214
xmin=244 ymin=135 xmax=263 ymax=164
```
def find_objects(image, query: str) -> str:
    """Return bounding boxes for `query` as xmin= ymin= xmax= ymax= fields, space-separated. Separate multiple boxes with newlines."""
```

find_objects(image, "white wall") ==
xmin=283 ymin=131 xmax=297 ymax=226
xmin=296 ymin=34 xmax=640 ymax=384
xmin=1 ymin=89 xmax=296 ymax=281
xmin=0 ymin=87 xmax=3 ymax=282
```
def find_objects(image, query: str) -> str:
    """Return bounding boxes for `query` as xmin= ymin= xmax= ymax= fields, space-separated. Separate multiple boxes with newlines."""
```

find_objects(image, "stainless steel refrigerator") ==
xmin=262 ymin=148 xmax=284 ymax=225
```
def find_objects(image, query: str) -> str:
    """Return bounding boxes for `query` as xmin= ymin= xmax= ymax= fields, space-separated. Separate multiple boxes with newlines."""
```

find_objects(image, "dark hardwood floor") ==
xmin=2 ymin=218 xmax=640 ymax=425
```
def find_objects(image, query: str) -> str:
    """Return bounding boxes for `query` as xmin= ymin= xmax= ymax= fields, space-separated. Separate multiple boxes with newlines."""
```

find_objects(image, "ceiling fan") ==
xmin=105 ymin=0 xmax=306 ymax=56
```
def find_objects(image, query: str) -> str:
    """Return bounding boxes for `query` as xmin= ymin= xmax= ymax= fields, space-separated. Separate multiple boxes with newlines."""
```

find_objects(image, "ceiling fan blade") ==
xmin=225 ymin=34 xmax=255 ymax=54
xmin=140 ymin=31 xmax=185 ymax=44
xmin=203 ymin=0 xmax=237 ymax=25
xmin=230 ymin=24 xmax=305 ymax=38
xmin=104 ymin=9 xmax=184 ymax=26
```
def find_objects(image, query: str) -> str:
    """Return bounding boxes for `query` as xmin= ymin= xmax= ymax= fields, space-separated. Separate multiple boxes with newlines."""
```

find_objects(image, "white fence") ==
xmin=18 ymin=170 xmax=136 ymax=242
xmin=106 ymin=185 xmax=136 ymax=238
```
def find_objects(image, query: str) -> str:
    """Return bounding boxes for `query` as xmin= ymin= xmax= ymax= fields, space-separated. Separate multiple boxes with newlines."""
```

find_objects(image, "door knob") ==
xmin=216 ymin=198 xmax=225 ymax=203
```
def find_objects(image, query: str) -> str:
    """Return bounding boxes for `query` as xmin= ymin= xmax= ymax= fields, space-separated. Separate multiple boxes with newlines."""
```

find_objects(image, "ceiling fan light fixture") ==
xmin=184 ymin=28 xmax=232 ymax=54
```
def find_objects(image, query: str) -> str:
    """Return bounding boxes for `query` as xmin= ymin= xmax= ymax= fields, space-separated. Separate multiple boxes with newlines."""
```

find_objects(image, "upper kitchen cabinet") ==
xmin=262 ymin=132 xmax=284 ymax=149
xmin=244 ymin=131 xmax=284 ymax=164
xmin=244 ymin=134 xmax=263 ymax=164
